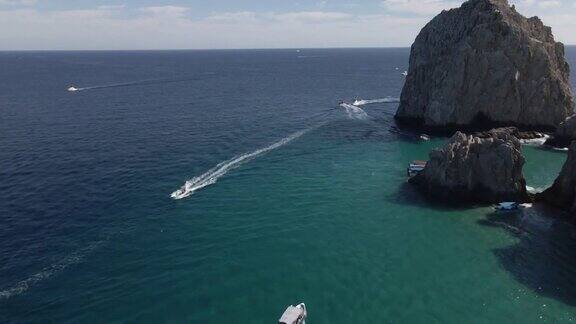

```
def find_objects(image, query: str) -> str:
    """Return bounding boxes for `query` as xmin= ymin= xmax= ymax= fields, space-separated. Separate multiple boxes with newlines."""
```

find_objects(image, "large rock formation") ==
xmin=539 ymin=142 xmax=576 ymax=213
xmin=411 ymin=128 xmax=528 ymax=203
xmin=396 ymin=0 xmax=573 ymax=132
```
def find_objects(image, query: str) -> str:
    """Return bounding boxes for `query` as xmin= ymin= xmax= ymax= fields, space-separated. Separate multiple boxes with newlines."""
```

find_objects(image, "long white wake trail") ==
xmin=67 ymin=77 xmax=200 ymax=92
xmin=0 ymin=240 xmax=104 ymax=300
xmin=352 ymin=97 xmax=400 ymax=106
xmin=171 ymin=128 xmax=312 ymax=200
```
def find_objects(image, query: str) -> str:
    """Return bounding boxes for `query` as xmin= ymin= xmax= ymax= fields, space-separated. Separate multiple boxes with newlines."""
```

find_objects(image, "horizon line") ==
xmin=1 ymin=44 xmax=575 ymax=52
xmin=0 ymin=46 xmax=412 ymax=52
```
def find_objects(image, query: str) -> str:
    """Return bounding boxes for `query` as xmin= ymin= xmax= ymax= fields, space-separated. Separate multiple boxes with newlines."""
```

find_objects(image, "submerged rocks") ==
xmin=411 ymin=128 xmax=528 ymax=203
xmin=539 ymin=142 xmax=576 ymax=213
xmin=396 ymin=0 xmax=573 ymax=132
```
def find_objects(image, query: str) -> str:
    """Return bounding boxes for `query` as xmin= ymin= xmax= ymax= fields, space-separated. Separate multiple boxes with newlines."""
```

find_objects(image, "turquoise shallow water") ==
xmin=1 ymin=49 xmax=576 ymax=323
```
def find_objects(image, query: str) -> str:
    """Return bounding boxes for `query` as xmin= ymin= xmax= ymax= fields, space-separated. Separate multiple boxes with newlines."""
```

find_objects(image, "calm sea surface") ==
xmin=1 ymin=48 xmax=576 ymax=323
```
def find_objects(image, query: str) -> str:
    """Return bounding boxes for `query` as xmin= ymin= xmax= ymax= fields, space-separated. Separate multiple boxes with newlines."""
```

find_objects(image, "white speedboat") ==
xmin=279 ymin=303 xmax=307 ymax=324
xmin=170 ymin=184 xmax=191 ymax=200
xmin=67 ymin=86 xmax=79 ymax=92
xmin=353 ymin=99 xmax=365 ymax=106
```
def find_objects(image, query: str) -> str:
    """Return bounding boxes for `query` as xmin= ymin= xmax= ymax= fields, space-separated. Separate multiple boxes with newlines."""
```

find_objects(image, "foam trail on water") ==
xmin=171 ymin=127 xmax=314 ymax=200
xmin=68 ymin=77 xmax=199 ymax=92
xmin=352 ymin=97 xmax=400 ymax=106
xmin=0 ymin=240 xmax=104 ymax=300
xmin=340 ymin=103 xmax=369 ymax=120
xmin=520 ymin=135 xmax=550 ymax=146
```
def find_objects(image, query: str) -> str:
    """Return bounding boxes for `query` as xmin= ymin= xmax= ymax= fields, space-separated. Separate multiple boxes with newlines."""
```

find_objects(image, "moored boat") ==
xmin=279 ymin=303 xmax=307 ymax=324
xmin=407 ymin=160 xmax=427 ymax=177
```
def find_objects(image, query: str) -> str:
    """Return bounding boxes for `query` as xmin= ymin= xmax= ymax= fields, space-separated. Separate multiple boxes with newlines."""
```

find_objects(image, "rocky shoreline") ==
xmin=397 ymin=0 xmax=576 ymax=215
xmin=410 ymin=128 xmax=530 ymax=204
xmin=538 ymin=143 xmax=576 ymax=215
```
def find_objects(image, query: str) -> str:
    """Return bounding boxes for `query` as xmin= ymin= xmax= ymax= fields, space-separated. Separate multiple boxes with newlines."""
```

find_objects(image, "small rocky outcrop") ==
xmin=472 ymin=126 xmax=545 ymax=140
xmin=546 ymin=115 xmax=576 ymax=147
xmin=396 ymin=0 xmax=573 ymax=132
xmin=539 ymin=142 xmax=576 ymax=213
xmin=411 ymin=128 xmax=528 ymax=203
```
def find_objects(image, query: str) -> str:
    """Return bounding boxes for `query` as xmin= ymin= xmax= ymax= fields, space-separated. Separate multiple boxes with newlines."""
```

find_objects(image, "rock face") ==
xmin=539 ymin=142 xmax=576 ymax=213
xmin=396 ymin=0 xmax=573 ymax=132
xmin=472 ymin=126 xmax=544 ymax=140
xmin=411 ymin=128 xmax=528 ymax=203
xmin=547 ymin=115 xmax=576 ymax=147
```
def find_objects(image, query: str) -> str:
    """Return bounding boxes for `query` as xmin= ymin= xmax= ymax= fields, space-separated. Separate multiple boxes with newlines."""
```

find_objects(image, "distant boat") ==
xmin=420 ymin=134 xmax=430 ymax=141
xmin=353 ymin=99 xmax=365 ymax=106
xmin=402 ymin=71 xmax=408 ymax=76
xmin=279 ymin=303 xmax=307 ymax=324
xmin=407 ymin=160 xmax=427 ymax=177
xmin=67 ymin=86 xmax=79 ymax=92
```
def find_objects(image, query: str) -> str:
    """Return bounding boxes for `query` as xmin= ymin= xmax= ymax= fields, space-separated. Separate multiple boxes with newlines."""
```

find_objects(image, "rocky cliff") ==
xmin=547 ymin=115 xmax=576 ymax=147
xmin=539 ymin=142 xmax=576 ymax=213
xmin=396 ymin=0 xmax=573 ymax=132
xmin=411 ymin=128 xmax=528 ymax=203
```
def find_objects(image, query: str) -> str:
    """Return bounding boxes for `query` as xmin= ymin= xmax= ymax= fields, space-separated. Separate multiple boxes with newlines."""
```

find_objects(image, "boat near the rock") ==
xmin=407 ymin=160 xmax=427 ymax=177
xmin=495 ymin=202 xmax=520 ymax=211
xmin=279 ymin=303 xmax=307 ymax=324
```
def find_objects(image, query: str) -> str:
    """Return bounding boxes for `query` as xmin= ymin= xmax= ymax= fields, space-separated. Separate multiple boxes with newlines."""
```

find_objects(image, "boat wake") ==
xmin=339 ymin=103 xmax=369 ymax=120
xmin=171 ymin=128 xmax=313 ymax=200
xmin=66 ymin=76 xmax=200 ymax=92
xmin=520 ymin=135 xmax=550 ymax=146
xmin=0 ymin=240 xmax=104 ymax=300
xmin=352 ymin=97 xmax=400 ymax=106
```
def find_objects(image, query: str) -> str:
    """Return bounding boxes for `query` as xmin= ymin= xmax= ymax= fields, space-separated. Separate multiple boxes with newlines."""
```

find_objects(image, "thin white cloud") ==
xmin=206 ymin=11 xmax=263 ymax=23
xmin=0 ymin=7 xmax=425 ymax=50
xmin=0 ymin=0 xmax=36 ymax=6
xmin=538 ymin=0 xmax=561 ymax=9
xmin=381 ymin=0 xmax=461 ymax=16
xmin=139 ymin=6 xmax=189 ymax=17
xmin=275 ymin=11 xmax=353 ymax=23
xmin=97 ymin=5 xmax=126 ymax=11
xmin=0 ymin=1 xmax=574 ymax=50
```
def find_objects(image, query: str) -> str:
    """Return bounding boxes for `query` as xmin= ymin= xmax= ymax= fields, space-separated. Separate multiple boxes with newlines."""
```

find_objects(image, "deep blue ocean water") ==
xmin=1 ymin=48 xmax=576 ymax=323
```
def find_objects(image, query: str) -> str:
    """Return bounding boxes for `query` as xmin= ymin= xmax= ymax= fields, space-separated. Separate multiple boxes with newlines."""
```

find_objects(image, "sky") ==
xmin=0 ymin=0 xmax=575 ymax=50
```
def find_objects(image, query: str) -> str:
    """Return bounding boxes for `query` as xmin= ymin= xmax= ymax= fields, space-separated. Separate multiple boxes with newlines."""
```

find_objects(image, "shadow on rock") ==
xmin=480 ymin=204 xmax=576 ymax=306
xmin=385 ymin=181 xmax=485 ymax=212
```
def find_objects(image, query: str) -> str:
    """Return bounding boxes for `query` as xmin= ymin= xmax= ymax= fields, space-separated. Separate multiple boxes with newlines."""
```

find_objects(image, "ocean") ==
xmin=1 ymin=48 xmax=576 ymax=323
